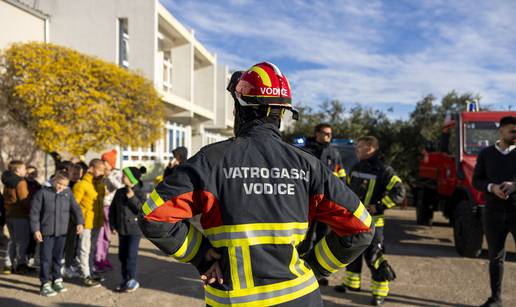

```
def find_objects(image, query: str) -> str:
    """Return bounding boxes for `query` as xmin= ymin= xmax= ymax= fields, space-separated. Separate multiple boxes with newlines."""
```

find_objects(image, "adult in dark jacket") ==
xmin=473 ymin=115 xmax=516 ymax=307
xmin=299 ymin=123 xmax=346 ymax=285
xmin=109 ymin=166 xmax=147 ymax=292
xmin=30 ymin=172 xmax=84 ymax=296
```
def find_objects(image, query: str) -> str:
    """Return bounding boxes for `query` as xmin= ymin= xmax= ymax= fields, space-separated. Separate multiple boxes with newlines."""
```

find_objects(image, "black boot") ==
xmin=480 ymin=297 xmax=503 ymax=307
xmin=334 ymin=284 xmax=361 ymax=293
xmin=371 ymin=296 xmax=384 ymax=306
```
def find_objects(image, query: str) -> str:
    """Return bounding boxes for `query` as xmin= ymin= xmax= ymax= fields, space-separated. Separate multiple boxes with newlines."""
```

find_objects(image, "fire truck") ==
xmin=414 ymin=105 xmax=515 ymax=257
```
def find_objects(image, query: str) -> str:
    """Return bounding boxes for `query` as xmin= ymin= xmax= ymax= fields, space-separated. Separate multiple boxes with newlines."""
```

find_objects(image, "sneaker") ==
xmin=40 ymin=282 xmax=57 ymax=297
xmin=334 ymin=284 xmax=361 ymax=293
xmin=480 ymin=297 xmax=503 ymax=307
xmin=82 ymin=276 xmax=101 ymax=288
xmin=52 ymin=279 xmax=68 ymax=293
xmin=371 ymin=296 xmax=385 ymax=306
xmin=124 ymin=279 xmax=140 ymax=293
xmin=92 ymin=272 xmax=105 ymax=282
xmin=3 ymin=265 xmax=12 ymax=275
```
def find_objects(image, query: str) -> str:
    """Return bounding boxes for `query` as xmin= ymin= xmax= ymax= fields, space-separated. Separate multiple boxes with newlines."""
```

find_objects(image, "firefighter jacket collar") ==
xmin=238 ymin=121 xmax=281 ymax=139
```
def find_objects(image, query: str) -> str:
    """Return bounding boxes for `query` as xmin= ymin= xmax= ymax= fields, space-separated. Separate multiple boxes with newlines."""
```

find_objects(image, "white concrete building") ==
xmin=13 ymin=0 xmax=234 ymax=175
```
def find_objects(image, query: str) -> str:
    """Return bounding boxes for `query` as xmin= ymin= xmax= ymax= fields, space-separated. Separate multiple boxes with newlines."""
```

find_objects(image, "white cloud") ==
xmin=161 ymin=0 xmax=516 ymax=114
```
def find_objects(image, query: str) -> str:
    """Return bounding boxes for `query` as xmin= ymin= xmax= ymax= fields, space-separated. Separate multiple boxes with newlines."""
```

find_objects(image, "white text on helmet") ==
xmin=260 ymin=87 xmax=288 ymax=96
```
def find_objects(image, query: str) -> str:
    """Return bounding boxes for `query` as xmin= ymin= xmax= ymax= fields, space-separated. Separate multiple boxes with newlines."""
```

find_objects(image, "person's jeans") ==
xmin=4 ymin=218 xmax=30 ymax=267
xmin=39 ymin=235 xmax=66 ymax=284
xmin=64 ymin=217 xmax=79 ymax=268
xmin=118 ymin=234 xmax=141 ymax=281
xmin=483 ymin=209 xmax=516 ymax=301
xmin=77 ymin=228 xmax=100 ymax=278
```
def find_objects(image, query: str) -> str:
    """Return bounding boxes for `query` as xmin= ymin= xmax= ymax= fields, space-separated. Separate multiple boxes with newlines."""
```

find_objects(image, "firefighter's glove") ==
xmin=377 ymin=260 xmax=397 ymax=281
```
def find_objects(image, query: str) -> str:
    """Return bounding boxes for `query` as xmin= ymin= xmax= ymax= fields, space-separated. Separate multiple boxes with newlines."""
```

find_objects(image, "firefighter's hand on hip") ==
xmin=201 ymin=248 xmax=223 ymax=286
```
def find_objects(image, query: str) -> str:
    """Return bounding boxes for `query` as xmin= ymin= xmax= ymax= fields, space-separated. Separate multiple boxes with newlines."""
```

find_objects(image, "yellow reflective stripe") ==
xmin=229 ymin=247 xmax=241 ymax=290
xmin=333 ymin=169 xmax=346 ymax=179
xmin=250 ymin=66 xmax=272 ymax=87
xmin=353 ymin=202 xmax=372 ymax=228
xmin=171 ymin=224 xmax=202 ymax=263
xmin=371 ymin=280 xmax=389 ymax=297
xmin=142 ymin=189 xmax=165 ymax=216
xmin=289 ymin=248 xmax=303 ymax=277
xmin=205 ymin=222 xmax=308 ymax=248
xmin=209 ymin=234 xmax=307 ymax=248
xmin=381 ymin=195 xmax=396 ymax=209
xmin=205 ymin=222 xmax=308 ymax=235
xmin=241 ymin=246 xmax=254 ymax=289
xmin=205 ymin=270 xmax=318 ymax=307
xmin=364 ymin=179 xmax=376 ymax=206
xmin=315 ymin=237 xmax=346 ymax=273
xmin=373 ymin=255 xmax=386 ymax=269
xmin=346 ymin=175 xmax=351 ymax=185
xmin=342 ymin=271 xmax=361 ymax=288
xmin=386 ymin=175 xmax=402 ymax=191
xmin=373 ymin=215 xmax=385 ymax=227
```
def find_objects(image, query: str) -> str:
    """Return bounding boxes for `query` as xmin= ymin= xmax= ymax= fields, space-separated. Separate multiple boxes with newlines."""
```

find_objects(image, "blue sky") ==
xmin=161 ymin=0 xmax=516 ymax=119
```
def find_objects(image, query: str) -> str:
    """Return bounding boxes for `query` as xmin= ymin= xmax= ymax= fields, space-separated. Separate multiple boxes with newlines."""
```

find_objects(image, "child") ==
xmin=30 ymin=171 xmax=84 ymax=297
xmin=109 ymin=167 xmax=146 ymax=292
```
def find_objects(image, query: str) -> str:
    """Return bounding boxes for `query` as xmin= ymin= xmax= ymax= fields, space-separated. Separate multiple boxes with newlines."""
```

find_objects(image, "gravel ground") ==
xmin=0 ymin=208 xmax=514 ymax=307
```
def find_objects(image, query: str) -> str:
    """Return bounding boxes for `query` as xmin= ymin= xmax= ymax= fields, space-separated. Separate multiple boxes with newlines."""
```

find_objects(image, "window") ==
xmin=118 ymin=18 xmax=129 ymax=68
xmin=165 ymin=123 xmax=188 ymax=160
xmin=163 ymin=50 xmax=173 ymax=92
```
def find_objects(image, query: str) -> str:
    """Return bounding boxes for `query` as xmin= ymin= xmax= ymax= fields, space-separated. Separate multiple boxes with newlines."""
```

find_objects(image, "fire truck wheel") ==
xmin=416 ymin=188 xmax=433 ymax=226
xmin=454 ymin=201 xmax=483 ymax=258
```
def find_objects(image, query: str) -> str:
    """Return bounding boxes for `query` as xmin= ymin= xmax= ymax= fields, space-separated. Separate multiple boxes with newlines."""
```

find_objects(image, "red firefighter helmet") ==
xmin=234 ymin=62 xmax=292 ymax=109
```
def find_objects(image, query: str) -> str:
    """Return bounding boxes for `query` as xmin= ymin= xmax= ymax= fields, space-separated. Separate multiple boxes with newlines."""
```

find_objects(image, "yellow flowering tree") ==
xmin=0 ymin=42 xmax=163 ymax=163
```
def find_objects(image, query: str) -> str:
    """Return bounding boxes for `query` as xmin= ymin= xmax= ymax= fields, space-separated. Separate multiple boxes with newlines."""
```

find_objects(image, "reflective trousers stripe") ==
xmin=142 ymin=189 xmax=165 ymax=216
xmin=381 ymin=195 xmax=396 ymax=208
xmin=371 ymin=280 xmax=389 ymax=297
xmin=342 ymin=271 xmax=361 ymax=289
xmin=205 ymin=270 xmax=319 ymax=307
xmin=171 ymin=224 xmax=202 ymax=263
xmin=205 ymin=222 xmax=308 ymax=248
xmin=314 ymin=237 xmax=346 ymax=273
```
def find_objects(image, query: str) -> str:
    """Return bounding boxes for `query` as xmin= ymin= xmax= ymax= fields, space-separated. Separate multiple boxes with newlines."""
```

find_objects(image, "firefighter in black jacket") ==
xmin=334 ymin=136 xmax=405 ymax=306
xmin=299 ymin=123 xmax=345 ymax=285
xmin=139 ymin=62 xmax=374 ymax=306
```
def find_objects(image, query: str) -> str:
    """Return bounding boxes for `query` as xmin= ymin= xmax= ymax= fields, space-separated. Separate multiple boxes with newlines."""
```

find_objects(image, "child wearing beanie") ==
xmin=109 ymin=166 xmax=146 ymax=292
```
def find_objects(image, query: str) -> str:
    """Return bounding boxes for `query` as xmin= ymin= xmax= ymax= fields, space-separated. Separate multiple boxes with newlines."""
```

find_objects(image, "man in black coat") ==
xmin=473 ymin=115 xmax=516 ymax=307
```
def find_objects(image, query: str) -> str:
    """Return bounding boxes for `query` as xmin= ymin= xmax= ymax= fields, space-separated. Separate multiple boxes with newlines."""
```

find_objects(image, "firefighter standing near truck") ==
xmin=138 ymin=62 xmax=374 ymax=306
xmin=298 ymin=123 xmax=346 ymax=286
xmin=334 ymin=136 xmax=405 ymax=306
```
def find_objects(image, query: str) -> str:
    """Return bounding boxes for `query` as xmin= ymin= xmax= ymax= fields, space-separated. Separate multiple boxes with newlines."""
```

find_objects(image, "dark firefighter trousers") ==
xmin=341 ymin=226 xmax=389 ymax=297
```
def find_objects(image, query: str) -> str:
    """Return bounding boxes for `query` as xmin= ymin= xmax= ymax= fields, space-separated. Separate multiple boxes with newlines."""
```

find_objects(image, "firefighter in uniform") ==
xmin=298 ymin=123 xmax=346 ymax=285
xmin=139 ymin=62 xmax=374 ymax=306
xmin=334 ymin=136 xmax=405 ymax=306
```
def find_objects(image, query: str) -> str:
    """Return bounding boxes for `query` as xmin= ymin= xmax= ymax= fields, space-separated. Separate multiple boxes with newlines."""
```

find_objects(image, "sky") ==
xmin=161 ymin=0 xmax=516 ymax=119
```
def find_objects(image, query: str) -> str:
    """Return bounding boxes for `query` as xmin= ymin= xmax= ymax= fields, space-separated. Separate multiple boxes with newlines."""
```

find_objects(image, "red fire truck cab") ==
xmin=414 ymin=110 xmax=516 ymax=257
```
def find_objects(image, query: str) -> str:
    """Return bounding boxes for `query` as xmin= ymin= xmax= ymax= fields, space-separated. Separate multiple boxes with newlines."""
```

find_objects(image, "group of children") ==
xmin=0 ymin=150 xmax=147 ymax=297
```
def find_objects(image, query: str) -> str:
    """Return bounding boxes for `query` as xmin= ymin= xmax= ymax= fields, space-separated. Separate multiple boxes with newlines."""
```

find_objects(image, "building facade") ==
xmin=5 ymin=0 xmax=234 ymax=178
